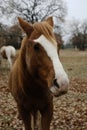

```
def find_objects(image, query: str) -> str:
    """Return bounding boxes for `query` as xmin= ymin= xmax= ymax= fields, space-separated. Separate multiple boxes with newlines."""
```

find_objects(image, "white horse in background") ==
xmin=0 ymin=45 xmax=16 ymax=69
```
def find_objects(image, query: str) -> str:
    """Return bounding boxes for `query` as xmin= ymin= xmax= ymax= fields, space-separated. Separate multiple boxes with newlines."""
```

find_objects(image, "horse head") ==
xmin=18 ymin=17 xmax=69 ymax=96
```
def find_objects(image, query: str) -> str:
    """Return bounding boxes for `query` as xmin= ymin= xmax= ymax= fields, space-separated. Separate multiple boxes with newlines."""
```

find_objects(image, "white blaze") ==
xmin=35 ymin=35 xmax=69 ymax=92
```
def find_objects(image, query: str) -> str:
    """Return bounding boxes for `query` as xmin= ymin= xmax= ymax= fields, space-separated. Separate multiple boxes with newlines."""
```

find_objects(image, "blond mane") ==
xmin=33 ymin=21 xmax=57 ymax=45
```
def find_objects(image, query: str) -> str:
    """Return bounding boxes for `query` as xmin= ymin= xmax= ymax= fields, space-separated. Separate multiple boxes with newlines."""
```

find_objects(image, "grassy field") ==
xmin=0 ymin=49 xmax=87 ymax=130
xmin=60 ymin=49 xmax=87 ymax=81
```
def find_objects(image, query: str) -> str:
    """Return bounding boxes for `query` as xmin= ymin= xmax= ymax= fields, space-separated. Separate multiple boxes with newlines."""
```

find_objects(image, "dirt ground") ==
xmin=0 ymin=49 xmax=87 ymax=130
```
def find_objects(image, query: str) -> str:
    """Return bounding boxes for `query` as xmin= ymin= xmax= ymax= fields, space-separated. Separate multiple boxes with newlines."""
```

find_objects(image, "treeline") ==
xmin=69 ymin=20 xmax=87 ymax=51
xmin=0 ymin=23 xmax=63 ymax=50
xmin=0 ymin=23 xmax=22 ymax=49
xmin=0 ymin=0 xmax=67 ymax=49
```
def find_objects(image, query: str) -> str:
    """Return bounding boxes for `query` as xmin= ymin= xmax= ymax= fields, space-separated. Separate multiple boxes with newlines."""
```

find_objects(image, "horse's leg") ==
xmin=0 ymin=55 xmax=3 ymax=68
xmin=18 ymin=106 xmax=32 ymax=130
xmin=32 ymin=111 xmax=41 ymax=130
xmin=40 ymin=100 xmax=53 ymax=130
xmin=7 ymin=57 xmax=12 ymax=69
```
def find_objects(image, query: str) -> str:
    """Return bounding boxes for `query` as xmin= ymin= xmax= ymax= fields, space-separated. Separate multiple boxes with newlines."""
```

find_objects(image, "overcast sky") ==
xmin=66 ymin=0 xmax=87 ymax=21
xmin=1 ymin=0 xmax=87 ymax=25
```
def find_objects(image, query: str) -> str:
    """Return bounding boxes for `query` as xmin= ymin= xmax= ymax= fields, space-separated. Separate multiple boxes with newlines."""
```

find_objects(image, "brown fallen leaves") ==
xmin=0 ymin=71 xmax=87 ymax=130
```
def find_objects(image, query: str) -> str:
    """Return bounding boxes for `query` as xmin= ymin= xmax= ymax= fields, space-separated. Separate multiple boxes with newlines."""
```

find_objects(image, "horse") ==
xmin=9 ymin=17 xmax=69 ymax=130
xmin=0 ymin=45 xmax=16 ymax=69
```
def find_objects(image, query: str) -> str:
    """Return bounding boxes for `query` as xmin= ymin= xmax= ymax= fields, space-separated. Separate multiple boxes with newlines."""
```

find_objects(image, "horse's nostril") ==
xmin=53 ymin=79 xmax=59 ymax=88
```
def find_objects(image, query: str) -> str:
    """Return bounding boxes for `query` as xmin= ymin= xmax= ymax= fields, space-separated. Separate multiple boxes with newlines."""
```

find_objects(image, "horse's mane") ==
xmin=33 ymin=21 xmax=57 ymax=45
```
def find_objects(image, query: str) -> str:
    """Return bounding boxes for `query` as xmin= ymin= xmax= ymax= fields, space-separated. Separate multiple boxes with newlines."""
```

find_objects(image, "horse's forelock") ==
xmin=32 ymin=21 xmax=57 ymax=45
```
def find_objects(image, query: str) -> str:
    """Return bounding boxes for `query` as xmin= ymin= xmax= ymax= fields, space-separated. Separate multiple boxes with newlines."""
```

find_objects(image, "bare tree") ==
xmin=69 ymin=19 xmax=87 ymax=50
xmin=0 ymin=0 xmax=67 ymax=24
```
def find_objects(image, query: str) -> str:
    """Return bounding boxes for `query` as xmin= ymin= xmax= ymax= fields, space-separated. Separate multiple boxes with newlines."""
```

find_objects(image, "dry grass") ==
xmin=60 ymin=49 xmax=87 ymax=81
xmin=0 ymin=49 xmax=87 ymax=130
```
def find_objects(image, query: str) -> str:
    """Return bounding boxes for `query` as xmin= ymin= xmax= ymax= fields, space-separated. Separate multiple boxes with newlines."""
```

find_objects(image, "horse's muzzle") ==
xmin=53 ymin=78 xmax=59 ymax=88
xmin=50 ymin=77 xmax=69 ymax=97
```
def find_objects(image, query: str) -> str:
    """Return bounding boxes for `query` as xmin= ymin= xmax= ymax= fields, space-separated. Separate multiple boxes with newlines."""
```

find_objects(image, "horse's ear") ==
xmin=46 ymin=17 xmax=54 ymax=27
xmin=18 ymin=17 xmax=34 ymax=36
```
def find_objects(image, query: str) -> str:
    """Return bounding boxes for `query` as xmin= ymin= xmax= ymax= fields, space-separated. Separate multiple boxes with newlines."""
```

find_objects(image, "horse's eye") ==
xmin=34 ymin=44 xmax=40 ymax=51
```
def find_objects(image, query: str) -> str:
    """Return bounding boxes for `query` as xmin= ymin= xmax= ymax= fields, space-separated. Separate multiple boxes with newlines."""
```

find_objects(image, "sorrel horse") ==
xmin=0 ymin=45 xmax=16 ymax=69
xmin=9 ymin=17 xmax=69 ymax=130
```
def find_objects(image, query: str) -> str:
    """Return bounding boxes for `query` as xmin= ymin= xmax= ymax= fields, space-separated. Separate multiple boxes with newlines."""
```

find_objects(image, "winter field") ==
xmin=0 ymin=49 xmax=87 ymax=130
